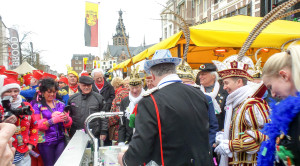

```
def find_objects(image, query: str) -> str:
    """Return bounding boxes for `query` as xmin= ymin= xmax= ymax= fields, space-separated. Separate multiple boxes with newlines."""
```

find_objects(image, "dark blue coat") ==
xmin=205 ymin=95 xmax=219 ymax=147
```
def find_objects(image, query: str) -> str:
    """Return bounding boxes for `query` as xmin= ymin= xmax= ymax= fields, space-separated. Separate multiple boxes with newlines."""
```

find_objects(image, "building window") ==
xmin=75 ymin=67 xmax=78 ymax=70
xmin=75 ymin=61 xmax=78 ymax=64
xmin=79 ymin=67 xmax=82 ymax=70
xmin=79 ymin=61 xmax=82 ymax=64
xmin=103 ymin=62 xmax=106 ymax=65
xmin=110 ymin=61 xmax=112 ymax=64
xmin=238 ymin=3 xmax=252 ymax=16
xmin=75 ymin=57 xmax=78 ymax=60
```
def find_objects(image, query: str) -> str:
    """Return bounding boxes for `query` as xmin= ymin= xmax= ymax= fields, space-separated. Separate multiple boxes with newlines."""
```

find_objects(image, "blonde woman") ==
xmin=258 ymin=45 xmax=300 ymax=166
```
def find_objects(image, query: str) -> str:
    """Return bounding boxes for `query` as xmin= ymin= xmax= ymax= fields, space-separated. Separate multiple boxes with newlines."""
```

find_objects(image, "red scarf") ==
xmin=95 ymin=81 xmax=104 ymax=90
xmin=69 ymin=84 xmax=78 ymax=93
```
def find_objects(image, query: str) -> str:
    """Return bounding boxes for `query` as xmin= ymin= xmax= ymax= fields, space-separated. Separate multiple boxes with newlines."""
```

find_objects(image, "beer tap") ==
xmin=84 ymin=111 xmax=124 ymax=166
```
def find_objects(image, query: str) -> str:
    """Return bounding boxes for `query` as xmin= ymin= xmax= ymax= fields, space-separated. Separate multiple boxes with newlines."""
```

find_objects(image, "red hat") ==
xmin=0 ymin=66 xmax=6 ymax=74
xmin=58 ymin=76 xmax=68 ymax=85
xmin=42 ymin=73 xmax=57 ymax=80
xmin=32 ymin=70 xmax=44 ymax=80
xmin=3 ymin=70 xmax=19 ymax=82
xmin=0 ymin=75 xmax=21 ymax=96
xmin=23 ymin=72 xmax=33 ymax=86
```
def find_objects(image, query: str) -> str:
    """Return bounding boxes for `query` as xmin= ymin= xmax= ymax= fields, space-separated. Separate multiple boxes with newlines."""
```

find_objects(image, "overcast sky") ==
xmin=0 ymin=0 xmax=167 ymax=74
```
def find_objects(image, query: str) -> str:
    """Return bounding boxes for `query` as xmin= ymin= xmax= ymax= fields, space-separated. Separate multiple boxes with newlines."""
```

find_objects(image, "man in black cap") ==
xmin=198 ymin=63 xmax=228 ymax=131
xmin=68 ymin=76 xmax=108 ymax=141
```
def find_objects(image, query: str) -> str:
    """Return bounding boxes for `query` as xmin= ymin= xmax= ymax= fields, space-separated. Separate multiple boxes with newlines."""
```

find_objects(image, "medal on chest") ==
xmin=16 ymin=135 xmax=24 ymax=146
xmin=15 ymin=126 xmax=21 ymax=135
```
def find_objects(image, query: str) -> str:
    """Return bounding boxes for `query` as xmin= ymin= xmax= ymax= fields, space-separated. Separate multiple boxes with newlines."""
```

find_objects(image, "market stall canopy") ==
xmin=12 ymin=61 xmax=37 ymax=75
xmin=110 ymin=15 xmax=300 ymax=72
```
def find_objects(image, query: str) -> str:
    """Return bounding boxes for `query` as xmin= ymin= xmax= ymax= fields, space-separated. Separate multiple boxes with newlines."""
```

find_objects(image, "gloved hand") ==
xmin=215 ymin=131 xmax=224 ymax=145
xmin=48 ymin=113 xmax=65 ymax=125
xmin=214 ymin=140 xmax=232 ymax=157
xmin=38 ymin=119 xmax=49 ymax=130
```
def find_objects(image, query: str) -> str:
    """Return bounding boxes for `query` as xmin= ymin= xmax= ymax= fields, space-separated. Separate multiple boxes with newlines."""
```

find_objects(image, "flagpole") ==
xmin=98 ymin=2 xmax=101 ymax=63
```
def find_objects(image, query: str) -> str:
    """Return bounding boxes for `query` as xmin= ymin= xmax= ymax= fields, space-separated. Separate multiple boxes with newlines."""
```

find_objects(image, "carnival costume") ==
xmin=32 ymin=99 xmax=72 ymax=166
xmin=257 ymin=93 xmax=300 ymax=166
xmin=122 ymin=50 xmax=212 ymax=165
xmin=118 ymin=66 xmax=144 ymax=145
xmin=0 ymin=75 xmax=39 ymax=165
xmin=66 ymin=65 xmax=79 ymax=96
xmin=213 ymin=55 xmax=270 ymax=166
xmin=21 ymin=70 xmax=43 ymax=102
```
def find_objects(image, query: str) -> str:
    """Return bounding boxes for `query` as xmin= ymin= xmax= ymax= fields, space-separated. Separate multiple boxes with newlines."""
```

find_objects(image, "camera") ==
xmin=2 ymin=96 xmax=32 ymax=119
xmin=64 ymin=105 xmax=71 ymax=113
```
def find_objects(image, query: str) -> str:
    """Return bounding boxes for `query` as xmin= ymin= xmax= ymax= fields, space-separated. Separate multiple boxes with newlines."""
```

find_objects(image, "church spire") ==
xmin=113 ymin=9 xmax=129 ymax=46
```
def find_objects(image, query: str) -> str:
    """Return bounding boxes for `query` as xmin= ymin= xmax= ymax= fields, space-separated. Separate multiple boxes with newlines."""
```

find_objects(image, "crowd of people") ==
xmin=0 ymin=46 xmax=299 ymax=166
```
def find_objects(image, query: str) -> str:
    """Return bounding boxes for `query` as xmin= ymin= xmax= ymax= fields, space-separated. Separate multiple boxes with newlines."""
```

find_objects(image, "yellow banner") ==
xmin=85 ymin=2 xmax=98 ymax=27
xmin=83 ymin=57 xmax=88 ymax=64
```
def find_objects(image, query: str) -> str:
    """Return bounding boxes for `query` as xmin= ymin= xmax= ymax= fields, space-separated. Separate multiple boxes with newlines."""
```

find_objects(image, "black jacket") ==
xmin=118 ymin=97 xmax=133 ymax=143
xmin=68 ymin=91 xmax=106 ymax=137
xmin=123 ymin=82 xmax=213 ymax=166
xmin=215 ymin=84 xmax=228 ymax=131
xmin=92 ymin=79 xmax=115 ymax=112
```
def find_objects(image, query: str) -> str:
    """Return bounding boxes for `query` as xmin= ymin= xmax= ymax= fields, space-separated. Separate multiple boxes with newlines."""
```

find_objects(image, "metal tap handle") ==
xmin=84 ymin=111 xmax=124 ymax=166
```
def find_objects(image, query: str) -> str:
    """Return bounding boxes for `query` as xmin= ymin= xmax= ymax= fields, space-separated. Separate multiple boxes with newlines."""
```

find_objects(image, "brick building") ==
xmin=161 ymin=0 xmax=299 ymax=40
xmin=71 ymin=54 xmax=96 ymax=74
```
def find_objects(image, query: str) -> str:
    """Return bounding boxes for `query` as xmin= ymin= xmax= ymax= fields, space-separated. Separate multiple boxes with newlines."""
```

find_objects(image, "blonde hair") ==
xmin=262 ymin=45 xmax=300 ymax=91
xmin=111 ymin=77 xmax=124 ymax=88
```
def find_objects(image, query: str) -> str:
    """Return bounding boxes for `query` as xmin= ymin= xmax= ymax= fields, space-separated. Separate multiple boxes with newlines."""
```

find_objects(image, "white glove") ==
xmin=215 ymin=131 xmax=224 ymax=145
xmin=118 ymin=142 xmax=125 ymax=146
xmin=214 ymin=140 xmax=232 ymax=157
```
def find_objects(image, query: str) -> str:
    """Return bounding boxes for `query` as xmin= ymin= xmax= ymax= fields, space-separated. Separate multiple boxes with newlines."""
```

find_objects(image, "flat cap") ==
xmin=199 ymin=63 xmax=217 ymax=72
xmin=79 ymin=76 xmax=94 ymax=85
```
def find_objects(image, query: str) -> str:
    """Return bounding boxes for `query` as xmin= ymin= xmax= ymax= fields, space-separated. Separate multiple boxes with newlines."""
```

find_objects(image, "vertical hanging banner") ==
xmin=8 ymin=28 xmax=20 ymax=69
xmin=84 ymin=2 xmax=98 ymax=47
xmin=83 ymin=57 xmax=88 ymax=70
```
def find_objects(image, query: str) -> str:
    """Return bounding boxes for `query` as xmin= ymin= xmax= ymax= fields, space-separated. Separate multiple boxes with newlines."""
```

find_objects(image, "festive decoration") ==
xmin=257 ymin=93 xmax=300 ymax=166
xmin=129 ymin=65 xmax=142 ymax=86
xmin=212 ymin=55 xmax=254 ymax=80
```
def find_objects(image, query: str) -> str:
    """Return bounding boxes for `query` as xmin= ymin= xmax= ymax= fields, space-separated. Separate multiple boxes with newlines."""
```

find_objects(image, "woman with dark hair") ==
xmin=32 ymin=78 xmax=72 ymax=166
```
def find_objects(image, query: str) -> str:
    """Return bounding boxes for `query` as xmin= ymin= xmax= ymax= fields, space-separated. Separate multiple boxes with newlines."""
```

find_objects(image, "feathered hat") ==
xmin=212 ymin=55 xmax=254 ymax=80
xmin=176 ymin=61 xmax=195 ymax=80
xmin=129 ymin=65 xmax=142 ymax=86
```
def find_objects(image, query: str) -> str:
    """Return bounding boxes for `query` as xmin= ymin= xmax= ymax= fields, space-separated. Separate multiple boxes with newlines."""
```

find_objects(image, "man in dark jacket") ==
xmin=198 ymin=63 xmax=228 ymax=131
xmin=91 ymin=68 xmax=115 ymax=112
xmin=118 ymin=50 xmax=212 ymax=166
xmin=91 ymin=69 xmax=115 ymax=146
xmin=68 ymin=76 xmax=107 ymax=141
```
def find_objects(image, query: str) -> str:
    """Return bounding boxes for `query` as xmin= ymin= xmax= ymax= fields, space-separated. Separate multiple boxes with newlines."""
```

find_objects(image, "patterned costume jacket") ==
xmin=12 ymin=102 xmax=39 ymax=153
xmin=108 ymin=86 xmax=129 ymax=141
xmin=228 ymin=98 xmax=270 ymax=166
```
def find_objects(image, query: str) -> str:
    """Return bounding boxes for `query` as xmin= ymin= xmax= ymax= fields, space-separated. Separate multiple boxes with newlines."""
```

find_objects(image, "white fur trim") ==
xmin=0 ymin=83 xmax=21 ymax=96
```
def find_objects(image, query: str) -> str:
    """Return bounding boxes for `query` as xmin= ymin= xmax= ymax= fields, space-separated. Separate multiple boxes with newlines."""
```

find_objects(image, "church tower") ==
xmin=113 ymin=10 xmax=129 ymax=46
